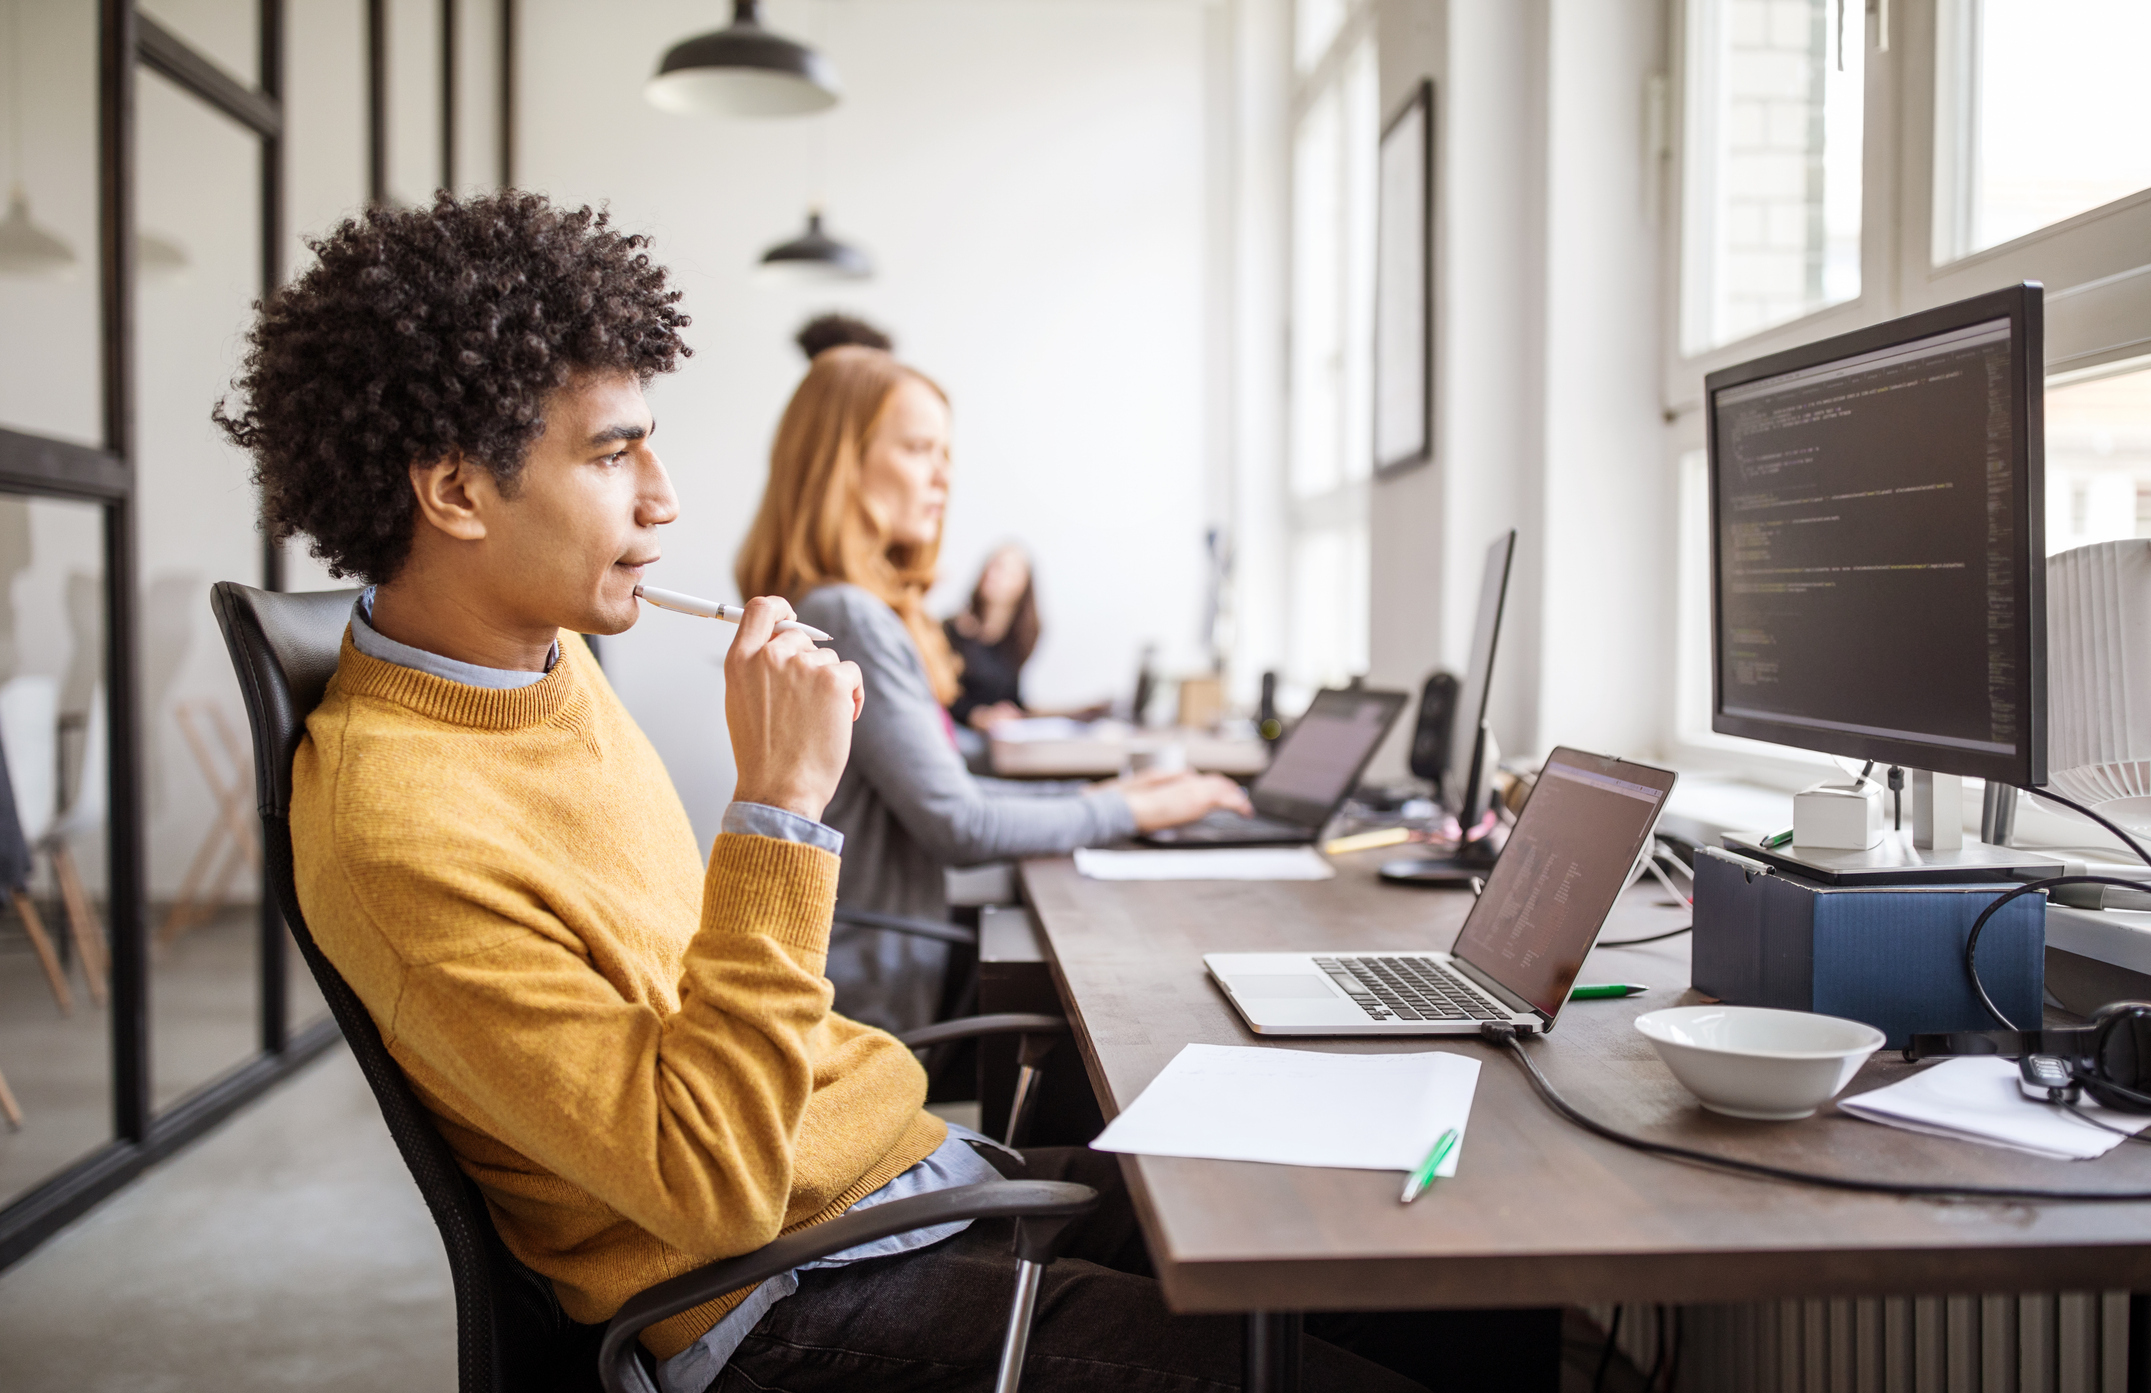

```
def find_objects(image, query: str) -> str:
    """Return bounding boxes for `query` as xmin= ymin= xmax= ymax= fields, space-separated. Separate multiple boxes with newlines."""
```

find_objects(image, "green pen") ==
xmin=1760 ymin=827 xmax=1795 ymax=849
xmin=1569 ymin=983 xmax=1648 ymax=1000
xmin=1400 ymin=1127 xmax=1461 ymax=1205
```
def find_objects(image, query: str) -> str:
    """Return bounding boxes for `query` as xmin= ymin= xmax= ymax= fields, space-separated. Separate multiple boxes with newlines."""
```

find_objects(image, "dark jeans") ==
xmin=711 ymin=1145 xmax=1559 ymax=1393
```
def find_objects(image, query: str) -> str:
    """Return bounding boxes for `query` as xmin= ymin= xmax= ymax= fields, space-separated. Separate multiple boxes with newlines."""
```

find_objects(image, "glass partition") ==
xmin=0 ymin=0 xmax=101 ymax=449
xmin=136 ymin=68 xmax=265 ymax=1110
xmin=0 ymin=493 xmax=110 ymax=1209
xmin=137 ymin=0 xmax=258 ymax=85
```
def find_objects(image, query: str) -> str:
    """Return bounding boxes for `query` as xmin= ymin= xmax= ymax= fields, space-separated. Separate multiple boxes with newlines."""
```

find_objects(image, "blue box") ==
xmin=1690 ymin=847 xmax=2045 ymax=1049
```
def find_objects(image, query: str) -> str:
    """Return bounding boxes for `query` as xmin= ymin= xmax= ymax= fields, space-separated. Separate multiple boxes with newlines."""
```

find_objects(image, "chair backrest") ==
xmin=212 ymin=582 xmax=600 ymax=1393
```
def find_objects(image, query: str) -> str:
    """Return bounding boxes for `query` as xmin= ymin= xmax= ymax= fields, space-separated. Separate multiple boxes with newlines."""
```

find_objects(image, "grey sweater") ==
xmin=798 ymin=584 xmax=1136 ymax=1030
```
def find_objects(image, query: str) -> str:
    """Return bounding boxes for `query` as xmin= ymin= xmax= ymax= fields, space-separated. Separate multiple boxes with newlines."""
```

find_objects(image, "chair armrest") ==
xmin=599 ymin=1180 xmax=1097 ymax=1393
xmin=897 ymin=1013 xmax=1069 ymax=1051
xmin=834 ymin=904 xmax=978 ymax=946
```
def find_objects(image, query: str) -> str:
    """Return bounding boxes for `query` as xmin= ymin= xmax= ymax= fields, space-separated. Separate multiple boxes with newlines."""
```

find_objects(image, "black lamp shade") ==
xmin=647 ymin=0 xmax=841 ymax=117
xmin=759 ymin=212 xmax=872 ymax=282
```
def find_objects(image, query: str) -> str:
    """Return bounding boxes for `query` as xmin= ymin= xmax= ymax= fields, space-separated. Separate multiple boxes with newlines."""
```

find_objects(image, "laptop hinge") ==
xmin=1450 ymin=957 xmax=1547 ymax=1030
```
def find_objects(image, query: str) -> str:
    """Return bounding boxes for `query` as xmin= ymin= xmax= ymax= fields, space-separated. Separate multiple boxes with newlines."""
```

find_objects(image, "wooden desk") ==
xmin=1021 ymin=851 xmax=2151 ymax=1382
xmin=990 ymin=726 xmax=1269 ymax=779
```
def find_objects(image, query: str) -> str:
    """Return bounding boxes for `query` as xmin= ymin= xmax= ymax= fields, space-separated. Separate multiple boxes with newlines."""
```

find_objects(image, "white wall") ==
xmin=518 ymin=0 xmax=1218 ymax=841
xmin=1360 ymin=0 xmax=1672 ymax=781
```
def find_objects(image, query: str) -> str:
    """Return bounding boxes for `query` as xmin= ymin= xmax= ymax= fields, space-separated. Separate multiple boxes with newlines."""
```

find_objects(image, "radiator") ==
xmin=1586 ymin=1293 xmax=2132 ymax=1392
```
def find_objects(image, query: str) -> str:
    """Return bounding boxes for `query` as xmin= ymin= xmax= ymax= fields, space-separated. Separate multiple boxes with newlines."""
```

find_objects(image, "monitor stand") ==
xmin=1720 ymin=828 xmax=2065 ymax=886
xmin=1378 ymin=829 xmax=1502 ymax=888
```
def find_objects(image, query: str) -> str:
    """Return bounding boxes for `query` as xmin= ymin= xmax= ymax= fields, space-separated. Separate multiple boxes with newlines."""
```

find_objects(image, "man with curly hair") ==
xmin=215 ymin=192 xmax=1455 ymax=1392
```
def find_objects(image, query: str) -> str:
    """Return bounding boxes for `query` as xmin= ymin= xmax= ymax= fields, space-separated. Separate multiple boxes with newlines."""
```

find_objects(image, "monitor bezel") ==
xmin=1703 ymin=281 xmax=2046 ymax=787
xmin=1442 ymin=530 xmax=1517 ymax=825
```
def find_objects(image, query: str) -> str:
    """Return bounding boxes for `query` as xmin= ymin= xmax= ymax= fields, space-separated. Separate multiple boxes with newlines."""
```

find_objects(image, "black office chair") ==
xmin=211 ymin=582 xmax=1095 ymax=1393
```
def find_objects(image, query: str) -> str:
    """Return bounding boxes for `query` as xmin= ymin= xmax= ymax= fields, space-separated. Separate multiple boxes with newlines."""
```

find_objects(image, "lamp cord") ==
xmin=1479 ymin=1022 xmax=2151 ymax=1202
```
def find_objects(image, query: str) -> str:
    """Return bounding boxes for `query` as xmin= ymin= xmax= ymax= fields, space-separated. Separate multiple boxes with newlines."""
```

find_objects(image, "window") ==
xmin=1932 ymin=0 xmax=2151 ymax=263
xmin=1283 ymin=15 xmax=1377 ymax=695
xmin=2045 ymin=360 xmax=2151 ymax=554
xmin=1665 ymin=0 xmax=2151 ymax=773
xmin=1680 ymin=0 xmax=1864 ymax=354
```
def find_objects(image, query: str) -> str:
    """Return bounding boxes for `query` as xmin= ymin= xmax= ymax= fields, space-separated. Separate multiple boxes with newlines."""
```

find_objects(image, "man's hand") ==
xmin=725 ymin=596 xmax=863 ymax=823
xmin=1114 ymin=771 xmax=1253 ymax=833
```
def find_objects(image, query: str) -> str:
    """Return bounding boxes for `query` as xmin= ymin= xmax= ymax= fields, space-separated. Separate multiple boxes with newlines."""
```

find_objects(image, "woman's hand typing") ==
xmin=725 ymin=595 xmax=864 ymax=822
xmin=1112 ymin=771 xmax=1253 ymax=833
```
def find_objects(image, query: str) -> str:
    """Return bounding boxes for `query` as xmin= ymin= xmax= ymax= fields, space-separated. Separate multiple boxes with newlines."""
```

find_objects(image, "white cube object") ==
xmin=1793 ymin=780 xmax=1882 ymax=851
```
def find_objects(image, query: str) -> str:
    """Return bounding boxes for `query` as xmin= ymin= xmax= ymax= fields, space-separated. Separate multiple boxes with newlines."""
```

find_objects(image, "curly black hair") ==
xmin=795 ymin=311 xmax=893 ymax=360
xmin=215 ymin=191 xmax=691 ymax=583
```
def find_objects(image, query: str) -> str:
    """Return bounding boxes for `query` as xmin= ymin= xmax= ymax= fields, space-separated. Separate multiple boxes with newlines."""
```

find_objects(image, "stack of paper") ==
xmin=1073 ymin=847 xmax=1336 ymax=882
xmin=1092 ymin=1043 xmax=1480 ymax=1174
xmin=1838 ymin=1057 xmax=2151 ymax=1160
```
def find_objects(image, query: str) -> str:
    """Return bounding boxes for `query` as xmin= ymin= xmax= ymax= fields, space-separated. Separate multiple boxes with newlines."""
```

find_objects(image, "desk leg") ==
xmin=2131 ymin=1294 xmax=2150 ymax=1391
xmin=1244 ymin=1311 xmax=1303 ymax=1393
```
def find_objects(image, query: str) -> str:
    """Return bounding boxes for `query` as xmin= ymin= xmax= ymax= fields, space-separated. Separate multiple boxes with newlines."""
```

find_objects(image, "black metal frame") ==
xmin=0 ymin=0 xmax=511 ymax=1274
xmin=1372 ymin=76 xmax=1434 ymax=479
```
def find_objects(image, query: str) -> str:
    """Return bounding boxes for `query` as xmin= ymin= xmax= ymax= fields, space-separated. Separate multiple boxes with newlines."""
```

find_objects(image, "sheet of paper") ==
xmin=1092 ymin=1044 xmax=1480 ymax=1174
xmin=992 ymin=716 xmax=1096 ymax=743
xmin=1073 ymin=847 xmax=1336 ymax=882
xmin=1837 ymin=1057 xmax=2151 ymax=1160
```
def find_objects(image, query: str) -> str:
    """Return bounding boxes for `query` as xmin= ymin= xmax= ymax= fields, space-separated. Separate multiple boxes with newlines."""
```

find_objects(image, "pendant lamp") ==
xmin=0 ymin=184 xmax=75 ymax=278
xmin=139 ymin=228 xmax=190 ymax=282
xmin=647 ymin=0 xmax=841 ymax=117
xmin=758 ymin=210 xmax=870 ymax=282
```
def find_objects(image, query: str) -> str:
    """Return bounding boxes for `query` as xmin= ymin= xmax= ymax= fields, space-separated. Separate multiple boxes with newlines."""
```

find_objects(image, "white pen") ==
xmin=634 ymin=585 xmax=833 ymax=642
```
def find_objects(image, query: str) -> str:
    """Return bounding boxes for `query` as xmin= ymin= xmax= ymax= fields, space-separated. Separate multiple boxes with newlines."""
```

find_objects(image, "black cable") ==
xmin=1479 ymin=1021 xmax=2151 ymax=1202
xmin=2058 ymin=1099 xmax=2151 ymax=1144
xmin=1887 ymin=766 xmax=1904 ymax=831
xmin=1642 ymin=1305 xmax=1668 ymax=1390
xmin=1590 ymin=1304 xmax=1623 ymax=1393
xmin=1963 ymin=876 xmax=2151 ymax=1030
xmin=1597 ymin=924 xmax=1693 ymax=948
xmin=2019 ymin=785 xmax=2151 ymax=870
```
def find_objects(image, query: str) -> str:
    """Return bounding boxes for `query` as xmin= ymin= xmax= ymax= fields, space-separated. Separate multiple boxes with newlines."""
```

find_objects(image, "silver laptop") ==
xmin=1206 ymin=747 xmax=1677 ymax=1036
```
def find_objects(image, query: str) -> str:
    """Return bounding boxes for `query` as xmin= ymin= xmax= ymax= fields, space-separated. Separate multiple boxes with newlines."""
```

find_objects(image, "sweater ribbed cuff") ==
xmin=702 ymin=833 xmax=839 ymax=966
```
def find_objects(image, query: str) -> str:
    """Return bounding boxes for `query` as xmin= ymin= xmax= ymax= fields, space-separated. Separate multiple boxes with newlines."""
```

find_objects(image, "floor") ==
xmin=0 ymin=1045 xmax=454 ymax=1393
xmin=0 ymin=903 xmax=326 ymax=1208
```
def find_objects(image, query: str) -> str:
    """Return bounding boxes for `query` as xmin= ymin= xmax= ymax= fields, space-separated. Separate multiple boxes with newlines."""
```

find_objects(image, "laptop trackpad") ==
xmin=1228 ymin=974 xmax=1339 ymax=999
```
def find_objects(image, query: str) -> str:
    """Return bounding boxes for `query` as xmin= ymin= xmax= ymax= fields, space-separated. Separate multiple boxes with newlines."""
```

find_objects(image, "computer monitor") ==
xmin=1442 ymin=531 xmax=1517 ymax=829
xmin=1381 ymin=530 xmax=1517 ymax=887
xmin=1705 ymin=282 xmax=2046 ymax=787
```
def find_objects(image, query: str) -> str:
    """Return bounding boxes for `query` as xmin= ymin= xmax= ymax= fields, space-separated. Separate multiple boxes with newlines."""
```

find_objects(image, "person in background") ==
xmin=735 ymin=346 xmax=1250 ymax=1032
xmin=944 ymin=544 xmax=1035 ymax=733
xmin=796 ymin=311 xmax=893 ymax=360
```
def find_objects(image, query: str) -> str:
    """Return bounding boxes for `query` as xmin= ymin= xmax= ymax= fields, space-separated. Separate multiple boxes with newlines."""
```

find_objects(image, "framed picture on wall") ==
xmin=1375 ymin=78 xmax=1433 ymax=476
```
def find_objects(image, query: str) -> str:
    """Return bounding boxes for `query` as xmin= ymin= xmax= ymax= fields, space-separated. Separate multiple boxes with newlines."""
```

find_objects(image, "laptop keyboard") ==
xmin=1311 ymin=955 xmax=1510 ymax=1023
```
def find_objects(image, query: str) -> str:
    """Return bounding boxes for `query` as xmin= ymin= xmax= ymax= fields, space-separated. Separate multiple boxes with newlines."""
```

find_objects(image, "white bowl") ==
xmin=1634 ymin=1006 xmax=1886 ymax=1121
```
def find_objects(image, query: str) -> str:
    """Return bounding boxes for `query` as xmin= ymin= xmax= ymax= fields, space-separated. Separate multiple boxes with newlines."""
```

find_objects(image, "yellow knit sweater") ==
xmin=291 ymin=631 xmax=946 ymax=1357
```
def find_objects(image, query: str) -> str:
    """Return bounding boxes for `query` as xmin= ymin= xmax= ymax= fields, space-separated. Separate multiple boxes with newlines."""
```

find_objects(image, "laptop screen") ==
xmin=1451 ymin=748 xmax=1675 ymax=1019
xmin=1251 ymin=688 xmax=1407 ymax=826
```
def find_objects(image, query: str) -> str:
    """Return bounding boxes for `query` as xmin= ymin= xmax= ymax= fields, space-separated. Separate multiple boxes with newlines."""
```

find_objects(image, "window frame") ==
xmin=1280 ymin=0 xmax=1378 ymax=697
xmin=1658 ymin=0 xmax=2151 ymax=779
